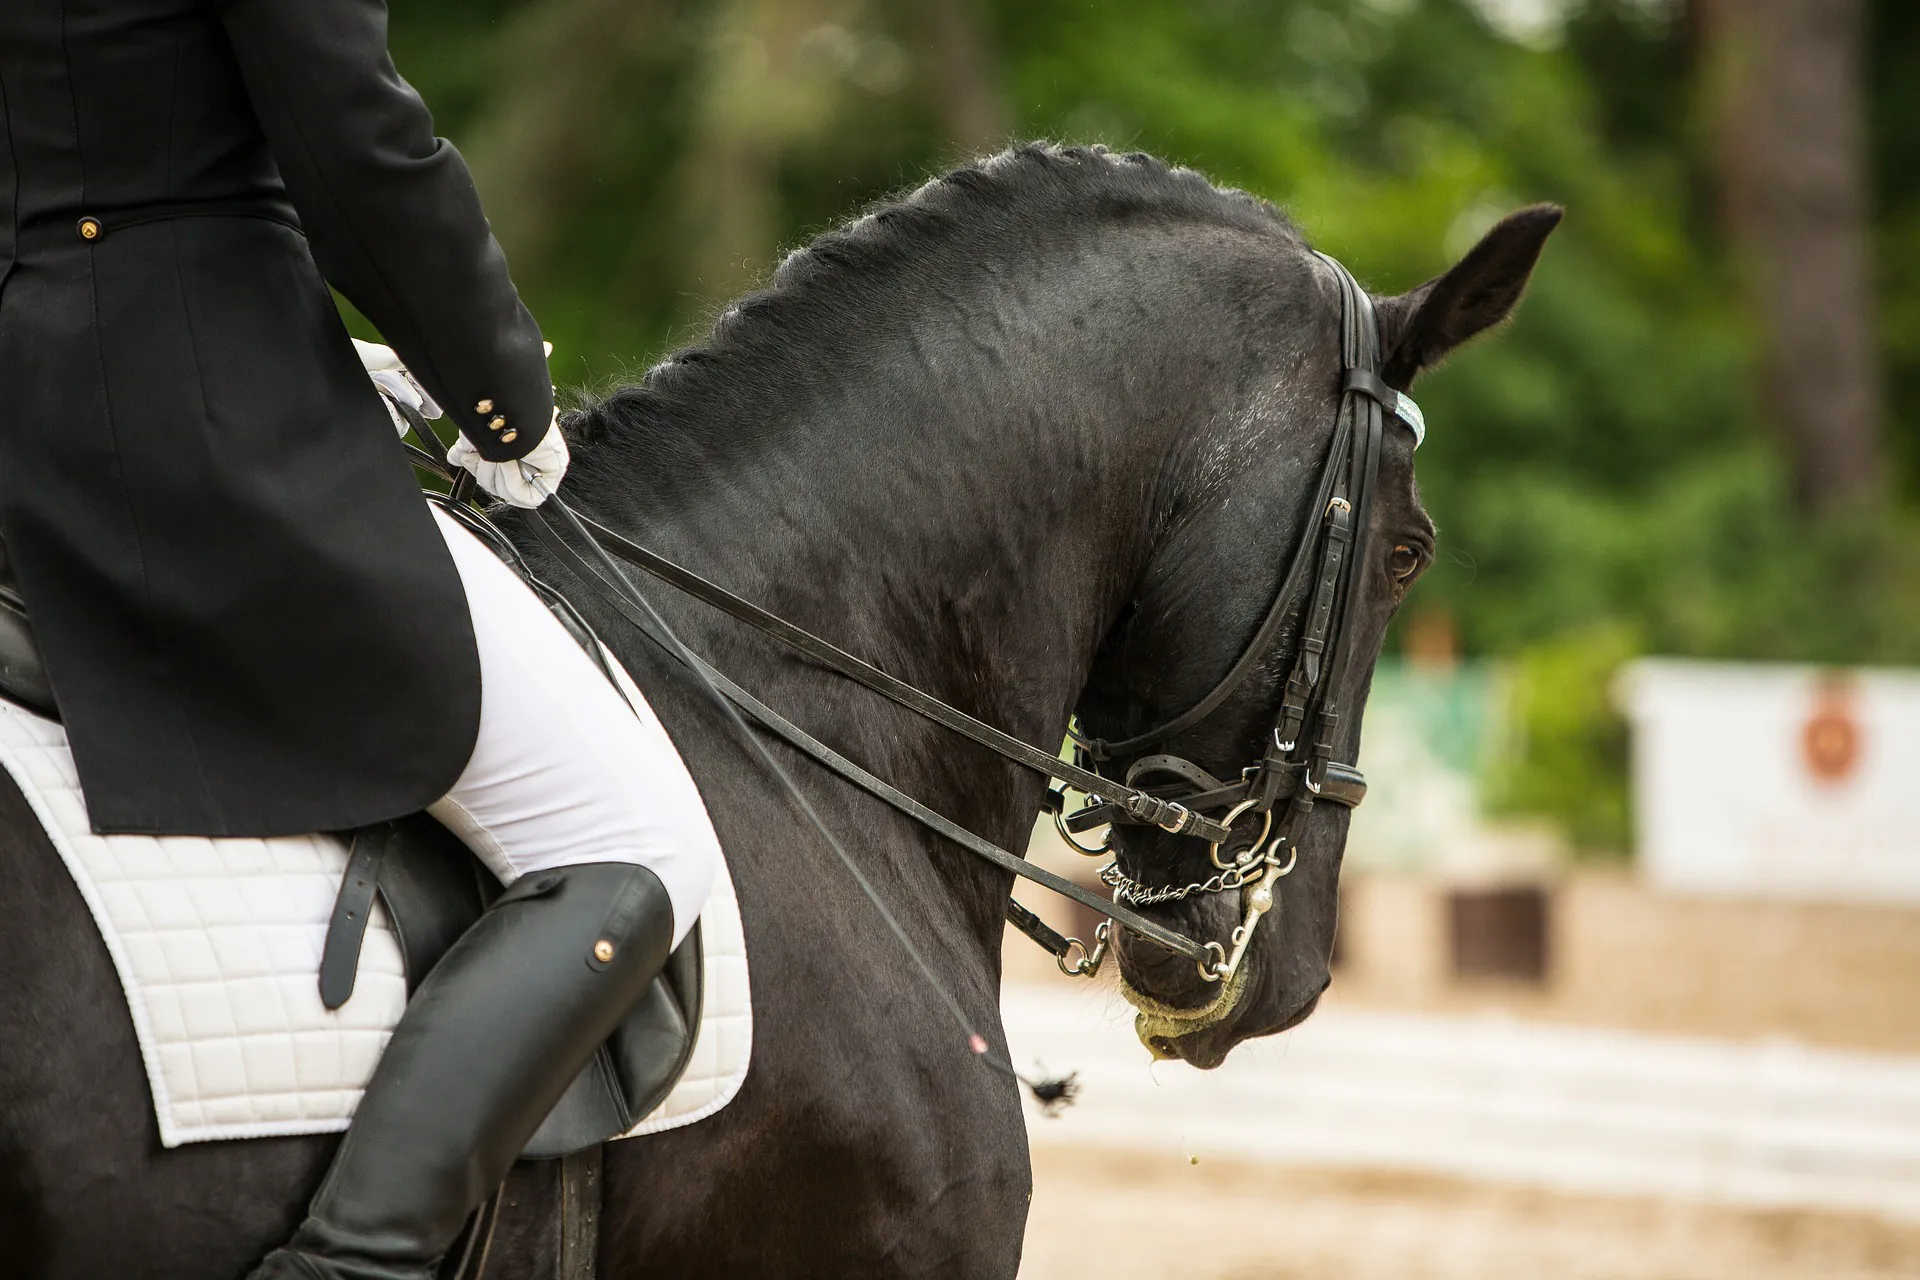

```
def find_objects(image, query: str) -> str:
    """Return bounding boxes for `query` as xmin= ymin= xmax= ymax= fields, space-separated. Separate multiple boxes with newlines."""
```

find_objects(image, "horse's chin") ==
xmin=1120 ymin=969 xmax=1327 ymax=1069
xmin=1120 ymin=964 xmax=1249 ymax=1068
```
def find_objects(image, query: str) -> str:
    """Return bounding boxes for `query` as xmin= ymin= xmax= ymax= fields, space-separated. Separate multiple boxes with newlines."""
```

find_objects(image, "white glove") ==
xmin=449 ymin=409 xmax=570 ymax=508
xmin=353 ymin=339 xmax=441 ymax=434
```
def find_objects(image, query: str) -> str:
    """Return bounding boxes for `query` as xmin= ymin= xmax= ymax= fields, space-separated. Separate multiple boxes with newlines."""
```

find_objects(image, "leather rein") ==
xmin=403 ymin=251 xmax=1415 ymax=985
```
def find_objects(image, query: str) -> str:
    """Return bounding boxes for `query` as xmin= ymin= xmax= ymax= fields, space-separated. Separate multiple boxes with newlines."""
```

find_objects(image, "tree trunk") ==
xmin=466 ymin=0 xmax=677 ymax=272
xmin=918 ymin=0 xmax=1005 ymax=157
xmin=1699 ymin=0 xmax=1882 ymax=514
xmin=669 ymin=0 xmax=880 ymax=311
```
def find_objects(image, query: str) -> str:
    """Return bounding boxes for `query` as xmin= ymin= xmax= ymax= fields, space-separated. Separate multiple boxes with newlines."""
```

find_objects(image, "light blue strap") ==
xmin=1392 ymin=391 xmax=1425 ymax=449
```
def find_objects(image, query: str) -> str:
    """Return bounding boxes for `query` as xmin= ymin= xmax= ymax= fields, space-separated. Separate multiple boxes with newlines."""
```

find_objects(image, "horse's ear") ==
xmin=1374 ymin=204 xmax=1562 ymax=388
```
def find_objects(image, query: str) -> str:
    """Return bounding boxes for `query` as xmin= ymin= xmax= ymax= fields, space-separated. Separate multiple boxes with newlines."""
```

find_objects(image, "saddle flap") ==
xmin=521 ymin=923 xmax=704 ymax=1160
xmin=613 ymin=925 xmax=704 ymax=1114
xmin=335 ymin=814 xmax=707 ymax=1161
xmin=372 ymin=814 xmax=497 ymax=991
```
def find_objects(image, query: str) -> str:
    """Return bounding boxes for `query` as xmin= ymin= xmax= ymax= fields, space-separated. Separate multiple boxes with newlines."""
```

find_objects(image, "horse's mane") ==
xmin=562 ymin=143 xmax=1303 ymax=480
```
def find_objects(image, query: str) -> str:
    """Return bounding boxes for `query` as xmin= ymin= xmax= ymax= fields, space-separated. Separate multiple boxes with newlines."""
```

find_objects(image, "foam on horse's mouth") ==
xmin=1120 ymin=964 xmax=1249 ymax=1058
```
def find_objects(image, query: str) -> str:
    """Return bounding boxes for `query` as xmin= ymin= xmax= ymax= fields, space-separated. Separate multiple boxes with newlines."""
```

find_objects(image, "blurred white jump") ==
xmin=1003 ymin=984 xmax=1920 ymax=1221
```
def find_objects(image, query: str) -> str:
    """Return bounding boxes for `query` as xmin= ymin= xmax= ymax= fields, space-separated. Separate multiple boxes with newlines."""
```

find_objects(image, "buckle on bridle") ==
xmin=1122 ymin=792 xmax=1196 ymax=835
xmin=1153 ymin=800 xmax=1194 ymax=835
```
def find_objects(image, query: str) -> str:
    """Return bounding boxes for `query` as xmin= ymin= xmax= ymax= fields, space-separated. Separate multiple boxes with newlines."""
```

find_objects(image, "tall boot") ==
xmin=249 ymin=861 xmax=676 ymax=1280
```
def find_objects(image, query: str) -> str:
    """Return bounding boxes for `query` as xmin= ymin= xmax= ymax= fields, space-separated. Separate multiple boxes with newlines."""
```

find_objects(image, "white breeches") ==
xmin=425 ymin=508 xmax=719 ymax=948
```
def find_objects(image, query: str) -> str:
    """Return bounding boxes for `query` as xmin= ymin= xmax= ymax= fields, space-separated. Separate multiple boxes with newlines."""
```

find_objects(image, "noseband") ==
xmin=435 ymin=250 xmax=1421 ymax=994
xmin=1059 ymin=251 xmax=1421 ymax=981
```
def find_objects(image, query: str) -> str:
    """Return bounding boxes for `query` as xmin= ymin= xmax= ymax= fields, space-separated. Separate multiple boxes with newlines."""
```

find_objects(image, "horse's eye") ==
xmin=1387 ymin=543 xmax=1424 ymax=583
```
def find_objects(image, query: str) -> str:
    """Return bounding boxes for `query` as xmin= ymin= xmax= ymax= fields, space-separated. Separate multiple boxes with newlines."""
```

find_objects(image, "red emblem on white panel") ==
xmin=1801 ymin=673 xmax=1862 ymax=785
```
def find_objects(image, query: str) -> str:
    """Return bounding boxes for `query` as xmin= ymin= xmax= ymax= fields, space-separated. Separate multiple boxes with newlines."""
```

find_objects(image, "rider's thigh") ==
xmin=424 ymin=508 xmax=718 ymax=947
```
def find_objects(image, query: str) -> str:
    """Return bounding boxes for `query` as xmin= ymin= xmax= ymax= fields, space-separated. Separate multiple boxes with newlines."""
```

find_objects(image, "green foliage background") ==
xmin=372 ymin=0 xmax=1920 ymax=853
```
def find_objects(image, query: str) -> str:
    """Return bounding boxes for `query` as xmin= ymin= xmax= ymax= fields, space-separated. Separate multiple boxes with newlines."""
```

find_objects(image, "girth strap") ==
xmin=557 ymin=1147 xmax=601 ymax=1280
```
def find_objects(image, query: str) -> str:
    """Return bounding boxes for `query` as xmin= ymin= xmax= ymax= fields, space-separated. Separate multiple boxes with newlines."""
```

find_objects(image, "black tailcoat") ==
xmin=0 ymin=0 xmax=553 ymax=835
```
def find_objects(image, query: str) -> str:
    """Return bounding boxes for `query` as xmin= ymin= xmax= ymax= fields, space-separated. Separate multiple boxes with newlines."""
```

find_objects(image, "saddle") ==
xmin=0 ymin=539 xmax=57 ymax=719
xmin=0 ymin=524 xmax=704 ymax=1161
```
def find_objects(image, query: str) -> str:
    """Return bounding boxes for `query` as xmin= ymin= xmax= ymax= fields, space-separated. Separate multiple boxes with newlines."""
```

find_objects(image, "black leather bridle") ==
xmin=402 ymin=251 xmax=1419 ymax=984
xmin=1053 ymin=251 xmax=1414 ymax=979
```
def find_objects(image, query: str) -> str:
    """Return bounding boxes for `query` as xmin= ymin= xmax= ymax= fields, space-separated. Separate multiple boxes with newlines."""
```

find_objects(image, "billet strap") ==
xmin=450 ymin=1153 xmax=598 ymax=1280
xmin=446 ymin=1191 xmax=501 ymax=1280
xmin=318 ymin=826 xmax=387 ymax=1011
xmin=520 ymin=508 xmax=1213 ymax=966
xmin=558 ymin=1147 xmax=601 ymax=1280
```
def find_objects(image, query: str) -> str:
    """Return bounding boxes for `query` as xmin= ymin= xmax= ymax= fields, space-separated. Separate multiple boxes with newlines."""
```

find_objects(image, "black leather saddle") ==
xmin=324 ymin=817 xmax=704 ymax=1159
xmin=0 ymin=539 xmax=57 ymax=719
xmin=0 ymin=522 xmax=702 ymax=1160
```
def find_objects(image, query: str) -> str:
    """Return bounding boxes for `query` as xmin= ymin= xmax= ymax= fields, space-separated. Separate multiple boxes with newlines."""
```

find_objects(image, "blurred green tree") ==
xmin=371 ymin=0 xmax=1920 ymax=849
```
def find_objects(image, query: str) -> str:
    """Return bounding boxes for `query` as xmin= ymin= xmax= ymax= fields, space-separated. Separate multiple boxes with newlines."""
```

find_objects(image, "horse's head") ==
xmin=557 ymin=146 xmax=1556 ymax=1068
xmin=1078 ymin=205 xmax=1561 ymax=1067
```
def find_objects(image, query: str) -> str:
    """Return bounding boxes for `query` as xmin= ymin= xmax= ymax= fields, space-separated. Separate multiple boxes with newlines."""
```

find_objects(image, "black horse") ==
xmin=0 ymin=144 xmax=1558 ymax=1277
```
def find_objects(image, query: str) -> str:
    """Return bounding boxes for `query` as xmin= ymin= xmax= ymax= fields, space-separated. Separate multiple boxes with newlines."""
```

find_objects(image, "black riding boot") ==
xmin=249 ymin=861 xmax=676 ymax=1280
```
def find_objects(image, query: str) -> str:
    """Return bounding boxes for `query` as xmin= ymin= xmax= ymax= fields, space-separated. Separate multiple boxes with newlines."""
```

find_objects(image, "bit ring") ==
xmin=1207 ymin=799 xmax=1273 ymax=871
xmin=1054 ymin=803 xmax=1112 ymax=856
xmin=1057 ymin=921 xmax=1111 ymax=977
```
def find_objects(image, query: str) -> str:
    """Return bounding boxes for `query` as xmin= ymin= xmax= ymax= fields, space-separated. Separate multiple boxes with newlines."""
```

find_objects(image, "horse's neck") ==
xmin=612 ymin=389 xmax=1169 ymax=846
xmin=574 ymin=229 xmax=1267 ymax=931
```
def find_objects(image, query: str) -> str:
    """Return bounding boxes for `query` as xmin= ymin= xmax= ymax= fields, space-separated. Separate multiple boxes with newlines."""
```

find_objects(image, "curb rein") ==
xmin=405 ymin=252 xmax=1410 ymax=987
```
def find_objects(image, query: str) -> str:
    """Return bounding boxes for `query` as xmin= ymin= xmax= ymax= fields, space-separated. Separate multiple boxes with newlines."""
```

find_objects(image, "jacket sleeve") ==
xmin=218 ymin=0 xmax=550 ymax=463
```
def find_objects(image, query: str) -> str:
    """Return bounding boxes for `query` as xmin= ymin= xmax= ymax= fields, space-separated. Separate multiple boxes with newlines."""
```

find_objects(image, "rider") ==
xmin=0 ymin=2 xmax=719 ymax=1276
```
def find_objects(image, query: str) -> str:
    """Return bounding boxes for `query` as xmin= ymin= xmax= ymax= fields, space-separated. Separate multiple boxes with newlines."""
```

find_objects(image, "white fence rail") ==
xmin=1004 ymin=985 xmax=1920 ymax=1221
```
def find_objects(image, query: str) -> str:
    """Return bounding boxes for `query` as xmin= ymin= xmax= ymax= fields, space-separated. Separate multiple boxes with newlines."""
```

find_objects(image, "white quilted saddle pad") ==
xmin=0 ymin=694 xmax=751 ymax=1148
